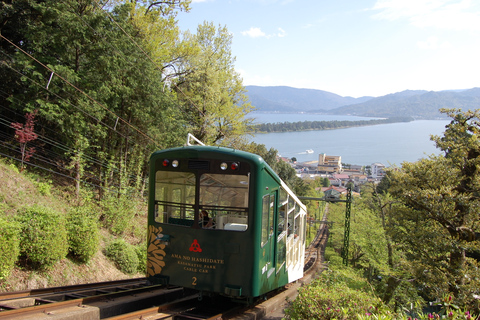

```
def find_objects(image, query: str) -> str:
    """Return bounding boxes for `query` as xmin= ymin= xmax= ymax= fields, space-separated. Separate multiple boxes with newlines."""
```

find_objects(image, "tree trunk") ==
xmin=449 ymin=249 xmax=466 ymax=295
xmin=382 ymin=276 xmax=401 ymax=305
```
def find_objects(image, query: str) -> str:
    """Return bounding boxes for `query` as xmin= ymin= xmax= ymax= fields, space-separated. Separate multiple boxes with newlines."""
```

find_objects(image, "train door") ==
xmin=261 ymin=191 xmax=276 ymax=279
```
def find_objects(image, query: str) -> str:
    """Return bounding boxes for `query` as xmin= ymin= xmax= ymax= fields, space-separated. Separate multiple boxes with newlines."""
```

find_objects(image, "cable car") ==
xmin=146 ymin=145 xmax=307 ymax=300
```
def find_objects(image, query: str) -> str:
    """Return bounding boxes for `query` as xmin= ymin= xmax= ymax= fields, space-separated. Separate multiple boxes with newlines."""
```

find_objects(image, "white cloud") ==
xmin=277 ymin=28 xmax=287 ymax=37
xmin=241 ymin=27 xmax=287 ymax=38
xmin=417 ymin=36 xmax=450 ymax=49
xmin=241 ymin=27 xmax=267 ymax=38
xmin=371 ymin=0 xmax=480 ymax=31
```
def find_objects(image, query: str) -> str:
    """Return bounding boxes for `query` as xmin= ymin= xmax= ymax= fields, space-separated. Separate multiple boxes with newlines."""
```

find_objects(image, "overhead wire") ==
xmin=0 ymin=113 xmax=143 ymax=187
xmin=0 ymin=48 xmax=150 ymax=185
xmin=0 ymin=0 xmax=241 ymax=192
xmin=89 ymin=0 xmax=235 ymax=146
xmin=0 ymin=33 xmax=159 ymax=148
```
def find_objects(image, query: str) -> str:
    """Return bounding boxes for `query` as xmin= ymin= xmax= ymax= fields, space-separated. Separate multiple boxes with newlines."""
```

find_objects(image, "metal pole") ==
xmin=342 ymin=186 xmax=352 ymax=266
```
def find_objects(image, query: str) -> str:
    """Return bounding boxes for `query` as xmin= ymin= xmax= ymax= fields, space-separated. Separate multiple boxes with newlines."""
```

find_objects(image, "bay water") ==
xmin=248 ymin=112 xmax=450 ymax=167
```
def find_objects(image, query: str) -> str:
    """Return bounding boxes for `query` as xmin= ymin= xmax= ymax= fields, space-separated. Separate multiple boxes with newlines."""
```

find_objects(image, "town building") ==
xmin=317 ymin=154 xmax=342 ymax=173
xmin=371 ymin=163 xmax=386 ymax=179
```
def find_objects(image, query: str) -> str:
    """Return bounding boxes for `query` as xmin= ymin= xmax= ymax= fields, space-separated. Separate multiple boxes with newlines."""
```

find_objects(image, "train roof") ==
xmin=150 ymin=145 xmax=278 ymax=176
xmin=150 ymin=145 xmax=307 ymax=212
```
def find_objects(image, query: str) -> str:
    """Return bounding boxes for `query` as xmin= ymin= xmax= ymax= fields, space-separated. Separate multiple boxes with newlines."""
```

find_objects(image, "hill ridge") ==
xmin=246 ymin=86 xmax=480 ymax=119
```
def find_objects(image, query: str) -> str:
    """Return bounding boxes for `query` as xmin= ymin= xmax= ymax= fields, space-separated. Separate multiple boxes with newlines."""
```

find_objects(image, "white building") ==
xmin=371 ymin=163 xmax=386 ymax=179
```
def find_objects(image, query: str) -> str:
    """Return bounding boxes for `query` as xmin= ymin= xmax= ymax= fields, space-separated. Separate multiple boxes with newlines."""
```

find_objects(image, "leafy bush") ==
xmin=100 ymin=194 xmax=136 ymax=235
xmin=33 ymin=180 xmax=52 ymax=196
xmin=67 ymin=207 xmax=99 ymax=263
xmin=0 ymin=217 xmax=20 ymax=279
xmin=105 ymin=239 xmax=138 ymax=274
xmin=135 ymin=243 xmax=147 ymax=275
xmin=16 ymin=205 xmax=68 ymax=269
xmin=285 ymin=276 xmax=383 ymax=320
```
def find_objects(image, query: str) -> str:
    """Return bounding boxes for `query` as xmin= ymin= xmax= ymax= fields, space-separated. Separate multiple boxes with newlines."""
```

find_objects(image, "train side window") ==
xmin=278 ymin=204 xmax=286 ymax=233
xmin=287 ymin=203 xmax=295 ymax=236
xmin=279 ymin=188 xmax=287 ymax=204
xmin=276 ymin=232 xmax=286 ymax=272
xmin=261 ymin=195 xmax=269 ymax=247
xmin=269 ymin=194 xmax=275 ymax=238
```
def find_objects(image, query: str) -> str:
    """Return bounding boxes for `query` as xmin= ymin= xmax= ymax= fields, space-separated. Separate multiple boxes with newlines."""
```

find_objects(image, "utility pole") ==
xmin=298 ymin=185 xmax=353 ymax=266
xmin=342 ymin=186 xmax=352 ymax=266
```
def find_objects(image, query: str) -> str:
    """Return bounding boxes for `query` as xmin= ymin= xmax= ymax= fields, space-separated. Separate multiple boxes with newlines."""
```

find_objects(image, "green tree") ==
xmin=242 ymin=142 xmax=308 ymax=196
xmin=175 ymin=22 xmax=254 ymax=146
xmin=1 ymin=0 xmax=186 ymax=195
xmin=321 ymin=177 xmax=330 ymax=187
xmin=388 ymin=108 xmax=480 ymax=307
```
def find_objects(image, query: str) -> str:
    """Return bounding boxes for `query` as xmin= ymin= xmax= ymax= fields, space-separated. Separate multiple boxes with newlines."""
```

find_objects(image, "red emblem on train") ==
xmin=189 ymin=239 xmax=202 ymax=253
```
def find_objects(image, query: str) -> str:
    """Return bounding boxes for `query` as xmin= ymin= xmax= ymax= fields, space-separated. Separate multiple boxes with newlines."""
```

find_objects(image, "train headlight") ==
xmin=220 ymin=162 xmax=228 ymax=170
xmin=172 ymin=160 xmax=179 ymax=168
xmin=162 ymin=159 xmax=169 ymax=167
xmin=231 ymin=162 xmax=239 ymax=170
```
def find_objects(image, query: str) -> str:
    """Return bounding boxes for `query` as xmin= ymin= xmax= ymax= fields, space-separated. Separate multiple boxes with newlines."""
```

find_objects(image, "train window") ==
xmin=269 ymin=194 xmax=275 ymax=238
xmin=199 ymin=173 xmax=249 ymax=231
xmin=287 ymin=211 xmax=294 ymax=236
xmin=288 ymin=196 xmax=295 ymax=213
xmin=279 ymin=188 xmax=287 ymax=205
xmin=154 ymin=171 xmax=195 ymax=226
xmin=294 ymin=214 xmax=301 ymax=240
xmin=278 ymin=203 xmax=286 ymax=233
xmin=261 ymin=195 xmax=269 ymax=247
xmin=276 ymin=232 xmax=286 ymax=272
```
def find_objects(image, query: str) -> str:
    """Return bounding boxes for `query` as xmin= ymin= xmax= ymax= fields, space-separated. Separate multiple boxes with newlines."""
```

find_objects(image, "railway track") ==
xmin=0 ymin=278 xmax=194 ymax=319
xmin=304 ymin=213 xmax=329 ymax=274
xmin=0 ymin=219 xmax=329 ymax=320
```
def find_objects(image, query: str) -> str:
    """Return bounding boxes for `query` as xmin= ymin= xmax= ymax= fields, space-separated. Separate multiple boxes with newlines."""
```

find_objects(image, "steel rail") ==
xmin=0 ymin=277 xmax=148 ymax=301
xmin=0 ymin=283 xmax=167 ymax=319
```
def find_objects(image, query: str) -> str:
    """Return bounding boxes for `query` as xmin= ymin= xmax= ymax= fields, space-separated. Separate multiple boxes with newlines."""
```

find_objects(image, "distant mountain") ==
xmin=245 ymin=85 xmax=480 ymax=119
xmin=330 ymin=88 xmax=480 ymax=119
xmin=245 ymin=85 xmax=372 ymax=112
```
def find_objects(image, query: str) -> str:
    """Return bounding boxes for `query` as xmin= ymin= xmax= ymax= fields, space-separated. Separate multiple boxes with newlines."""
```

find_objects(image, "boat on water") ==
xmin=306 ymin=149 xmax=314 ymax=154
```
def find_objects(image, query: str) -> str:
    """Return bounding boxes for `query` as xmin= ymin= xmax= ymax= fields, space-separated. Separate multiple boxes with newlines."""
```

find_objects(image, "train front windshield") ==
xmin=154 ymin=170 xmax=250 ymax=231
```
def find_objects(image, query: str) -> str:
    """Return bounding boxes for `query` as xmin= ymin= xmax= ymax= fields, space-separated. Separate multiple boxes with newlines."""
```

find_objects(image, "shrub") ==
xmin=0 ymin=217 xmax=20 ymax=279
xmin=33 ymin=180 xmax=52 ymax=196
xmin=285 ymin=268 xmax=386 ymax=320
xmin=16 ymin=205 xmax=68 ymax=269
xmin=100 ymin=194 xmax=136 ymax=235
xmin=135 ymin=243 xmax=147 ymax=275
xmin=105 ymin=239 xmax=138 ymax=274
xmin=67 ymin=207 xmax=99 ymax=263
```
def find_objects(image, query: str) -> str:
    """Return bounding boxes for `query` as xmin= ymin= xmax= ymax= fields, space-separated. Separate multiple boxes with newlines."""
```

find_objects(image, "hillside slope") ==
xmin=0 ymin=160 xmax=139 ymax=292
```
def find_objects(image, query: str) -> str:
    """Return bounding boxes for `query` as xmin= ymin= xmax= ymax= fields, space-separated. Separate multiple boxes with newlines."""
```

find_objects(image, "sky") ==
xmin=176 ymin=0 xmax=480 ymax=98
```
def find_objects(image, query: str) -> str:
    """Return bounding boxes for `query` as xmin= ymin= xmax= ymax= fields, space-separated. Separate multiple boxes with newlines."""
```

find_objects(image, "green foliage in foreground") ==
xmin=285 ymin=257 xmax=478 ymax=320
xmin=105 ymin=239 xmax=139 ymax=275
xmin=135 ymin=243 xmax=147 ymax=275
xmin=0 ymin=217 xmax=20 ymax=279
xmin=285 ymin=267 xmax=386 ymax=319
xmin=67 ymin=207 xmax=99 ymax=263
xmin=16 ymin=205 xmax=69 ymax=270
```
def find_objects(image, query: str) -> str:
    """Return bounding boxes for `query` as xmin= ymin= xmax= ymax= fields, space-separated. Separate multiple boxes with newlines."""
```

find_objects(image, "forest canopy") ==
xmin=0 ymin=0 xmax=253 ymax=196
